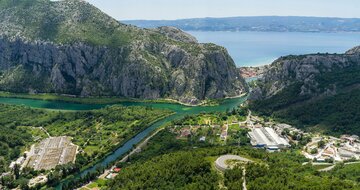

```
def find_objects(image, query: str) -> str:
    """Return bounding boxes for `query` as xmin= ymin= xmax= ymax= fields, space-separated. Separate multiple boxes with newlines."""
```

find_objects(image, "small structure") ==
xmin=220 ymin=126 xmax=228 ymax=140
xmin=106 ymin=173 xmax=117 ymax=179
xmin=113 ymin=168 xmax=121 ymax=173
xmin=199 ymin=136 xmax=206 ymax=142
xmin=9 ymin=156 xmax=25 ymax=169
xmin=180 ymin=128 xmax=191 ymax=137
xmin=28 ymin=175 xmax=47 ymax=187
xmin=341 ymin=135 xmax=359 ymax=145
xmin=220 ymin=131 xmax=227 ymax=140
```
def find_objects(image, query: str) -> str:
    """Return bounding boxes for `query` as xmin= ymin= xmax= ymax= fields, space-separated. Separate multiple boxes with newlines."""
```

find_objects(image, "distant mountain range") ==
xmin=123 ymin=16 xmax=360 ymax=32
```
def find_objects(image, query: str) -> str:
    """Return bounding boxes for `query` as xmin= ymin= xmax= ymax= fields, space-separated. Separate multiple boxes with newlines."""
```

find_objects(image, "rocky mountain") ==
xmin=0 ymin=0 xmax=247 ymax=105
xmin=249 ymin=46 xmax=360 ymax=135
xmin=250 ymin=47 xmax=360 ymax=100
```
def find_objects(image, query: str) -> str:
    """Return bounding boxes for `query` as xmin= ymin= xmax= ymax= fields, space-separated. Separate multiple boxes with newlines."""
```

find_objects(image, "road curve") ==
xmin=215 ymin=155 xmax=252 ymax=172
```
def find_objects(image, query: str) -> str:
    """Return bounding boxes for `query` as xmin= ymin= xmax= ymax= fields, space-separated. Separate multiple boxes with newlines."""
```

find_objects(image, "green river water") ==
xmin=0 ymin=96 xmax=247 ymax=189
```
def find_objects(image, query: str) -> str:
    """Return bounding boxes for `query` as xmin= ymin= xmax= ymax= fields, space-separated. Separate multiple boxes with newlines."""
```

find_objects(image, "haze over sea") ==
xmin=188 ymin=31 xmax=360 ymax=67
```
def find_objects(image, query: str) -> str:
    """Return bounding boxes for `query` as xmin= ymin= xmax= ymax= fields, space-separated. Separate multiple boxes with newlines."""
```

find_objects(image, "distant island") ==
xmin=123 ymin=16 xmax=360 ymax=32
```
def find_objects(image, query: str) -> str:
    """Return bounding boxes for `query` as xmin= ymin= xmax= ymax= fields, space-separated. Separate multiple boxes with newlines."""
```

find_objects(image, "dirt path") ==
xmin=243 ymin=168 xmax=247 ymax=190
xmin=40 ymin=127 xmax=51 ymax=137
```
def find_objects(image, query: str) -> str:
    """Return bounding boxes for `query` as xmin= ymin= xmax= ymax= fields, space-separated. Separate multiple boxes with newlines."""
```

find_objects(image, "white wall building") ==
xmin=248 ymin=127 xmax=290 ymax=150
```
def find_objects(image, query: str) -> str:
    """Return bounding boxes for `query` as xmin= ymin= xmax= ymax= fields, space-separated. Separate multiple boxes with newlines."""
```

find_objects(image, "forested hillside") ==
xmin=106 ymin=130 xmax=360 ymax=190
xmin=250 ymin=47 xmax=360 ymax=136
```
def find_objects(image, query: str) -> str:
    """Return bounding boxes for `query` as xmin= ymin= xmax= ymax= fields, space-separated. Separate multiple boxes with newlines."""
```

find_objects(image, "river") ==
xmin=0 ymin=96 xmax=247 ymax=189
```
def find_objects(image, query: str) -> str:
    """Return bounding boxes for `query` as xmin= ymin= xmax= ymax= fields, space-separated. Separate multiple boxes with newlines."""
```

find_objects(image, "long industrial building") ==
xmin=248 ymin=127 xmax=290 ymax=150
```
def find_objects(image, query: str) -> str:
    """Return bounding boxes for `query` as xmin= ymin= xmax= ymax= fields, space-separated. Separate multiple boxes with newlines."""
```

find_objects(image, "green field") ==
xmin=0 ymin=103 xmax=173 ymax=189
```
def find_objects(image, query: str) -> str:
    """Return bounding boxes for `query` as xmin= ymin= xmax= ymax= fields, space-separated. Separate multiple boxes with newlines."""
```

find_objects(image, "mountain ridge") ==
xmin=0 ymin=0 xmax=247 ymax=105
xmin=249 ymin=46 xmax=360 ymax=135
xmin=123 ymin=16 xmax=360 ymax=32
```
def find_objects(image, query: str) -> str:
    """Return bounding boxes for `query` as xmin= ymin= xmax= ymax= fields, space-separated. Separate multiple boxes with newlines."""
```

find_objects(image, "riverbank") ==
xmin=73 ymin=112 xmax=174 ymax=172
xmin=0 ymin=95 xmax=247 ymax=189
xmin=0 ymin=91 xmax=240 ymax=107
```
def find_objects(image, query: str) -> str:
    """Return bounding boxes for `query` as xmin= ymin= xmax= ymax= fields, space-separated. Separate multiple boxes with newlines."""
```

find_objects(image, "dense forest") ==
xmin=274 ymin=89 xmax=360 ymax=136
xmin=109 ymin=150 xmax=220 ymax=190
xmin=108 ymin=145 xmax=360 ymax=190
xmin=0 ymin=103 xmax=172 ymax=189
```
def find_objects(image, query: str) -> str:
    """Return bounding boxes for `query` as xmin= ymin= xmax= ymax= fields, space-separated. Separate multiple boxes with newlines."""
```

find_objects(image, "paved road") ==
xmin=318 ymin=165 xmax=336 ymax=172
xmin=215 ymin=155 xmax=252 ymax=190
xmin=311 ymin=161 xmax=360 ymax=172
xmin=345 ymin=161 xmax=360 ymax=165
xmin=215 ymin=155 xmax=252 ymax=171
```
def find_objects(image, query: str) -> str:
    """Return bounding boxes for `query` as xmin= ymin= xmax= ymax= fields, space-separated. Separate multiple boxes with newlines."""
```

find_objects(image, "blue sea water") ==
xmin=187 ymin=31 xmax=360 ymax=67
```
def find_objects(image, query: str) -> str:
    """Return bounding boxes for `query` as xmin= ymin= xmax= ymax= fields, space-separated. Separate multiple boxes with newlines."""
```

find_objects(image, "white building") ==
xmin=248 ymin=127 xmax=290 ymax=150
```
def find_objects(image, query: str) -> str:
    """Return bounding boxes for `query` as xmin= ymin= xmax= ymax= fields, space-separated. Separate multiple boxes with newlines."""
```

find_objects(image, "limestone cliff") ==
xmin=0 ymin=0 xmax=247 ymax=105
xmin=249 ymin=47 xmax=360 ymax=135
xmin=250 ymin=49 xmax=360 ymax=100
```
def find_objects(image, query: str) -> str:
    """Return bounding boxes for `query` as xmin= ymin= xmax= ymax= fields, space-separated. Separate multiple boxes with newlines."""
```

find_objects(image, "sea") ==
xmin=187 ymin=31 xmax=360 ymax=67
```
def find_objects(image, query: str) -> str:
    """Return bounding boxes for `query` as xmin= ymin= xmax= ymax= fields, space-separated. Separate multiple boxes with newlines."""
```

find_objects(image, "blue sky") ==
xmin=85 ymin=0 xmax=360 ymax=20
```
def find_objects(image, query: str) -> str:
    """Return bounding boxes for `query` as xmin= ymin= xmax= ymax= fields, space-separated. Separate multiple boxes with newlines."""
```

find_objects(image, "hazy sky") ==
xmin=85 ymin=0 xmax=360 ymax=20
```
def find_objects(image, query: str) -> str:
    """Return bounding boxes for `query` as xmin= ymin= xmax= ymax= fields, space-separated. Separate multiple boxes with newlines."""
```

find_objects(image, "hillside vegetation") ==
xmin=0 ymin=103 xmax=172 ymax=188
xmin=250 ymin=47 xmax=360 ymax=136
xmin=106 ymin=129 xmax=360 ymax=190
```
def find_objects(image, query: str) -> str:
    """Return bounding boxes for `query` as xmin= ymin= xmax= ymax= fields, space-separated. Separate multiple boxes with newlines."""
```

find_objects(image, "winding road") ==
xmin=215 ymin=155 xmax=253 ymax=190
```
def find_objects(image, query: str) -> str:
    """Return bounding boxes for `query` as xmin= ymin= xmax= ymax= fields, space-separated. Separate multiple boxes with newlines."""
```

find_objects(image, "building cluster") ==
xmin=106 ymin=167 xmax=122 ymax=179
xmin=248 ymin=127 xmax=290 ymax=151
xmin=304 ymin=135 xmax=360 ymax=162
xmin=172 ymin=124 xmax=224 ymax=142
xmin=24 ymin=136 xmax=78 ymax=170
xmin=338 ymin=135 xmax=360 ymax=160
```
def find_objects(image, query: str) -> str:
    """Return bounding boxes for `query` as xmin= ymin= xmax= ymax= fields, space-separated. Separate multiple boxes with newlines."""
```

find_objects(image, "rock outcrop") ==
xmin=250 ymin=49 xmax=360 ymax=100
xmin=249 ymin=47 xmax=360 ymax=136
xmin=0 ymin=0 xmax=247 ymax=105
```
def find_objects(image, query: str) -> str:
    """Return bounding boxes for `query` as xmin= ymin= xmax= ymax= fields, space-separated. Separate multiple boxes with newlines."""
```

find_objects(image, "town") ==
xmin=5 ymin=108 xmax=360 ymax=189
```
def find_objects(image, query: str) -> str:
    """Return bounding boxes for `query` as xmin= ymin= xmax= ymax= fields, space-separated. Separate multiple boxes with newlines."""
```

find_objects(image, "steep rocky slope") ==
xmin=249 ymin=46 xmax=360 ymax=135
xmin=0 ymin=0 xmax=247 ymax=105
xmin=250 ymin=48 xmax=360 ymax=100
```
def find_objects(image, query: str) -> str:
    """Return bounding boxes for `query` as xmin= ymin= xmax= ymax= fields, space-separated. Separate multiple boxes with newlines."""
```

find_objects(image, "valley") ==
xmin=1 ymin=88 xmax=359 ymax=190
xmin=0 ymin=0 xmax=359 ymax=190
xmin=0 ymin=94 xmax=247 ymax=189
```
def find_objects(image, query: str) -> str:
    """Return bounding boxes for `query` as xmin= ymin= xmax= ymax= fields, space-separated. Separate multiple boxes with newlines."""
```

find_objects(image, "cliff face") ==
xmin=0 ymin=0 xmax=247 ymax=105
xmin=250 ymin=49 xmax=360 ymax=100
